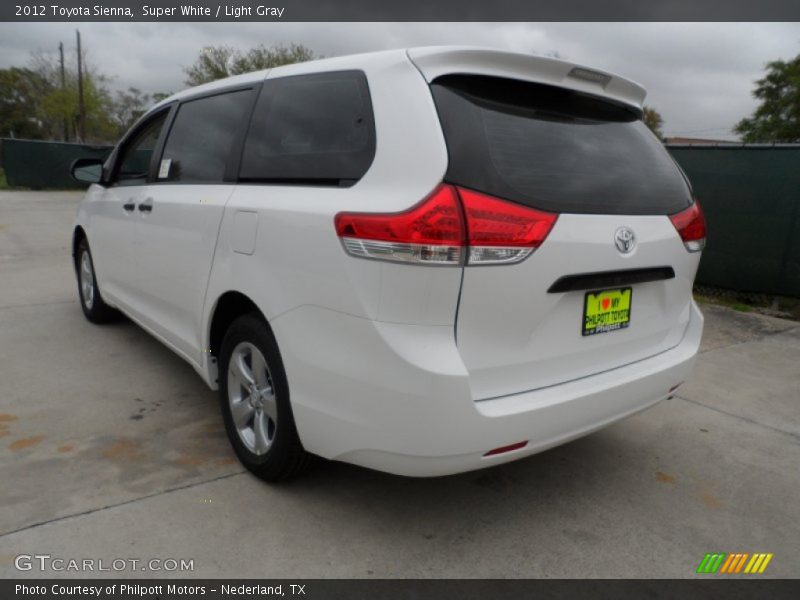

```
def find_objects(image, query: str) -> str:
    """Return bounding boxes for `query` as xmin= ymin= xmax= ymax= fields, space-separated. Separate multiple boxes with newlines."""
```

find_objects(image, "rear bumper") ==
xmin=272 ymin=301 xmax=703 ymax=477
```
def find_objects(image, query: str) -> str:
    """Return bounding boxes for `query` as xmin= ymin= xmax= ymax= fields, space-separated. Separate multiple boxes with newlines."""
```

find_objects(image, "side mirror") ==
xmin=71 ymin=158 xmax=105 ymax=185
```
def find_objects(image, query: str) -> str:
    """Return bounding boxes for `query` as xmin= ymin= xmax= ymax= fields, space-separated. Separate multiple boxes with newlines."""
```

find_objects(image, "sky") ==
xmin=1 ymin=22 xmax=798 ymax=140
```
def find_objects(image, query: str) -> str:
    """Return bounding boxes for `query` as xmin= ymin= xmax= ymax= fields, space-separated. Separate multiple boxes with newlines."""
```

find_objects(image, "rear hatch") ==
xmin=430 ymin=74 xmax=702 ymax=400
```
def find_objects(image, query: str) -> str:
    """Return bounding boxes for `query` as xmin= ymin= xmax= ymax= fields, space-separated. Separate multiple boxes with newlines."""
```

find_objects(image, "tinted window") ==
xmin=116 ymin=112 xmax=168 ymax=184
xmin=431 ymin=75 xmax=692 ymax=215
xmin=159 ymin=90 xmax=253 ymax=183
xmin=240 ymin=71 xmax=375 ymax=185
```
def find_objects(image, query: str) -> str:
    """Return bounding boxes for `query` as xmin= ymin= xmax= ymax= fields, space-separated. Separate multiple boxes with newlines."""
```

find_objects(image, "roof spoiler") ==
xmin=407 ymin=47 xmax=646 ymax=112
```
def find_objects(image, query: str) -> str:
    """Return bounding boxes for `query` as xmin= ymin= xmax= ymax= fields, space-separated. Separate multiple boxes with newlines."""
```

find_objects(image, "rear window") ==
xmin=239 ymin=71 xmax=375 ymax=186
xmin=431 ymin=75 xmax=692 ymax=215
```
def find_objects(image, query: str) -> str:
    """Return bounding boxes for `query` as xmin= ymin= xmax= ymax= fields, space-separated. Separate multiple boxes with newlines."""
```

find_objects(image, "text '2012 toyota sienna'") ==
xmin=71 ymin=47 xmax=706 ymax=480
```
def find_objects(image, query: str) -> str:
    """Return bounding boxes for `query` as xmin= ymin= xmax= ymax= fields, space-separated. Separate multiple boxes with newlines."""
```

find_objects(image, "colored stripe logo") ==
xmin=696 ymin=552 xmax=773 ymax=574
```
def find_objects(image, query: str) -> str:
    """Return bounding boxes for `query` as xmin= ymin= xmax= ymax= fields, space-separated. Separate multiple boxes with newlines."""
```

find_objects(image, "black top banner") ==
xmin=2 ymin=0 xmax=800 ymax=22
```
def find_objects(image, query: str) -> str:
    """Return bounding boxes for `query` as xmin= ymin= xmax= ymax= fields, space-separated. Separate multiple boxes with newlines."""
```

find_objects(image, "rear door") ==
xmin=430 ymin=75 xmax=701 ymax=400
xmin=132 ymin=88 xmax=256 ymax=362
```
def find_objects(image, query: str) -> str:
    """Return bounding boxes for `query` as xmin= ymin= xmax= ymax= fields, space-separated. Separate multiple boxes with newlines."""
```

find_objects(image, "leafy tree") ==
xmin=735 ymin=55 xmax=800 ymax=142
xmin=642 ymin=106 xmax=664 ymax=140
xmin=184 ymin=43 xmax=318 ymax=86
xmin=109 ymin=87 xmax=151 ymax=137
xmin=0 ymin=67 xmax=51 ymax=139
xmin=28 ymin=49 xmax=117 ymax=142
xmin=107 ymin=88 xmax=173 ymax=137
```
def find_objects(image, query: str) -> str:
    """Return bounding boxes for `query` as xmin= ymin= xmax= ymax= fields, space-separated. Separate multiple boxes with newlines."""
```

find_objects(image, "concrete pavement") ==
xmin=0 ymin=191 xmax=798 ymax=578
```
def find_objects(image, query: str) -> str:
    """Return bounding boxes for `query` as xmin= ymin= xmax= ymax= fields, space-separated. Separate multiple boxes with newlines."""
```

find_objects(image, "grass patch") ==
xmin=0 ymin=168 xmax=8 ymax=190
xmin=731 ymin=302 xmax=753 ymax=313
xmin=695 ymin=289 xmax=800 ymax=321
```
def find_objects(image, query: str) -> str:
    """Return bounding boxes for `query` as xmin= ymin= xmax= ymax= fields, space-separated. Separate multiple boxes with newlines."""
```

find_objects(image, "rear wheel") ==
xmin=219 ymin=313 xmax=310 ymax=481
xmin=75 ymin=238 xmax=119 ymax=323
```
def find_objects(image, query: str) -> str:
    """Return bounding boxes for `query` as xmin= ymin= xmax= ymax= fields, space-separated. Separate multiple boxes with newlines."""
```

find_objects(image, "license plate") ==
xmin=582 ymin=287 xmax=632 ymax=336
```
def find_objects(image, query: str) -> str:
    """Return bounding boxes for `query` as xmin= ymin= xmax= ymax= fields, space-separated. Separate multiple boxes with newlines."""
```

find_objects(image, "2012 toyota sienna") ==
xmin=70 ymin=47 xmax=706 ymax=480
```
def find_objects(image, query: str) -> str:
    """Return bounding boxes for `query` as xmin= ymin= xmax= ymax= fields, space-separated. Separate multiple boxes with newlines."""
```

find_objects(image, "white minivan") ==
xmin=71 ymin=47 xmax=705 ymax=480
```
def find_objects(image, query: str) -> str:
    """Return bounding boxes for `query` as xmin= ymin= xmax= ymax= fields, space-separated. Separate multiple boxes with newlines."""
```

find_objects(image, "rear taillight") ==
xmin=669 ymin=201 xmax=706 ymax=253
xmin=335 ymin=185 xmax=465 ymax=265
xmin=458 ymin=187 xmax=558 ymax=265
xmin=334 ymin=185 xmax=558 ymax=266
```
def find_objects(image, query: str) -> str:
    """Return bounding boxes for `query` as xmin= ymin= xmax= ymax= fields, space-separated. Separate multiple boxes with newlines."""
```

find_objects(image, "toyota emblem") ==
xmin=614 ymin=226 xmax=636 ymax=254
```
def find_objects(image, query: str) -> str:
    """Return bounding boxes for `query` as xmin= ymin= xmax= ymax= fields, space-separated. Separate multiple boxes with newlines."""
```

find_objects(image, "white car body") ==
xmin=73 ymin=47 xmax=704 ymax=477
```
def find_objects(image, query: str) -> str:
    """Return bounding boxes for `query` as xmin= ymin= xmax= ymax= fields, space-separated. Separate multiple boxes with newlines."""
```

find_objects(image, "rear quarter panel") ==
xmin=202 ymin=51 xmax=458 ymax=353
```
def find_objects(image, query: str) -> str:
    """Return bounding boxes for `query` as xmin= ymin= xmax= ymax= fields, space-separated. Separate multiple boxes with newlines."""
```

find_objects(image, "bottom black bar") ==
xmin=3 ymin=579 xmax=800 ymax=600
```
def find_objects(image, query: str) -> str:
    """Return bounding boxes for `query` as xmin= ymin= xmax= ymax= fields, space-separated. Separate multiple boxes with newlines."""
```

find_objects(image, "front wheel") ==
xmin=75 ymin=238 xmax=119 ymax=323
xmin=219 ymin=313 xmax=310 ymax=481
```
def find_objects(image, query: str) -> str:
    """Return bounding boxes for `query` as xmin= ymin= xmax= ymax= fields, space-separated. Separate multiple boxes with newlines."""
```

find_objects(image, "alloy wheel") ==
xmin=79 ymin=251 xmax=95 ymax=310
xmin=227 ymin=341 xmax=278 ymax=455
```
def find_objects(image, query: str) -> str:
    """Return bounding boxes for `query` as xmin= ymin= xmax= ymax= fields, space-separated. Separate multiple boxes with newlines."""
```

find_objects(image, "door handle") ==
xmin=138 ymin=198 xmax=153 ymax=213
xmin=123 ymin=201 xmax=136 ymax=212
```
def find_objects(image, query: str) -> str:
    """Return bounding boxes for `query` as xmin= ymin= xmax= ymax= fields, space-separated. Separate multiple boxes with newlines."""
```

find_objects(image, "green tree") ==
xmin=29 ymin=49 xmax=117 ymax=143
xmin=184 ymin=43 xmax=318 ymax=86
xmin=2 ymin=44 xmax=170 ymax=143
xmin=0 ymin=67 xmax=51 ymax=139
xmin=108 ymin=88 xmax=173 ymax=137
xmin=109 ymin=87 xmax=151 ymax=137
xmin=735 ymin=55 xmax=800 ymax=142
xmin=642 ymin=106 xmax=664 ymax=140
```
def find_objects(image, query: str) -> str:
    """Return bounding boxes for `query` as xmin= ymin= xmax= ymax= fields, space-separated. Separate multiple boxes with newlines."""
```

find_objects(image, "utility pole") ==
xmin=76 ymin=29 xmax=85 ymax=142
xmin=59 ymin=42 xmax=68 ymax=141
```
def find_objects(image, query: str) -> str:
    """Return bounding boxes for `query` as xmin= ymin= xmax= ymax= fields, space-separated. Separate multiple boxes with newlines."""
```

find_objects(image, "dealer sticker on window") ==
xmin=158 ymin=158 xmax=172 ymax=179
xmin=583 ymin=287 xmax=632 ymax=336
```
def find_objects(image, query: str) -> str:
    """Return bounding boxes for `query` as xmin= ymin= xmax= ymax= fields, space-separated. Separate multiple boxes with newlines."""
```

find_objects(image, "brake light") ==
xmin=334 ymin=185 xmax=558 ymax=266
xmin=669 ymin=201 xmax=706 ymax=253
xmin=335 ymin=185 xmax=465 ymax=265
xmin=458 ymin=187 xmax=558 ymax=265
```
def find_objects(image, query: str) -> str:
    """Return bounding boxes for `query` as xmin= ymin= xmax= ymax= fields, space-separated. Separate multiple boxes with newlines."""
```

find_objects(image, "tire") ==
xmin=219 ymin=312 xmax=310 ymax=481
xmin=75 ymin=238 xmax=119 ymax=324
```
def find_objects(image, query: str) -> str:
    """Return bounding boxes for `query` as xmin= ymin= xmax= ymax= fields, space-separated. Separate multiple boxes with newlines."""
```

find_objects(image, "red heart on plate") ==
xmin=601 ymin=298 xmax=610 ymax=310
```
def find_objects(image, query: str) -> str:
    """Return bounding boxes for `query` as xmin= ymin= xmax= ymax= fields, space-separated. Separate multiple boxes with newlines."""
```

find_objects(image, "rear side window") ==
xmin=239 ymin=71 xmax=375 ymax=186
xmin=431 ymin=75 xmax=692 ymax=215
xmin=159 ymin=89 xmax=253 ymax=183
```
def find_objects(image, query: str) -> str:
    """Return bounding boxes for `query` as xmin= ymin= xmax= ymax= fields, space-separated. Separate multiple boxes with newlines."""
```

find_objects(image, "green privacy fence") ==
xmin=667 ymin=145 xmax=800 ymax=298
xmin=0 ymin=138 xmax=113 ymax=189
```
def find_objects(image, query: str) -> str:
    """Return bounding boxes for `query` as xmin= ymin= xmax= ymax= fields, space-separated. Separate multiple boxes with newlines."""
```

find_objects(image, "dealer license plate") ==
xmin=582 ymin=287 xmax=632 ymax=336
